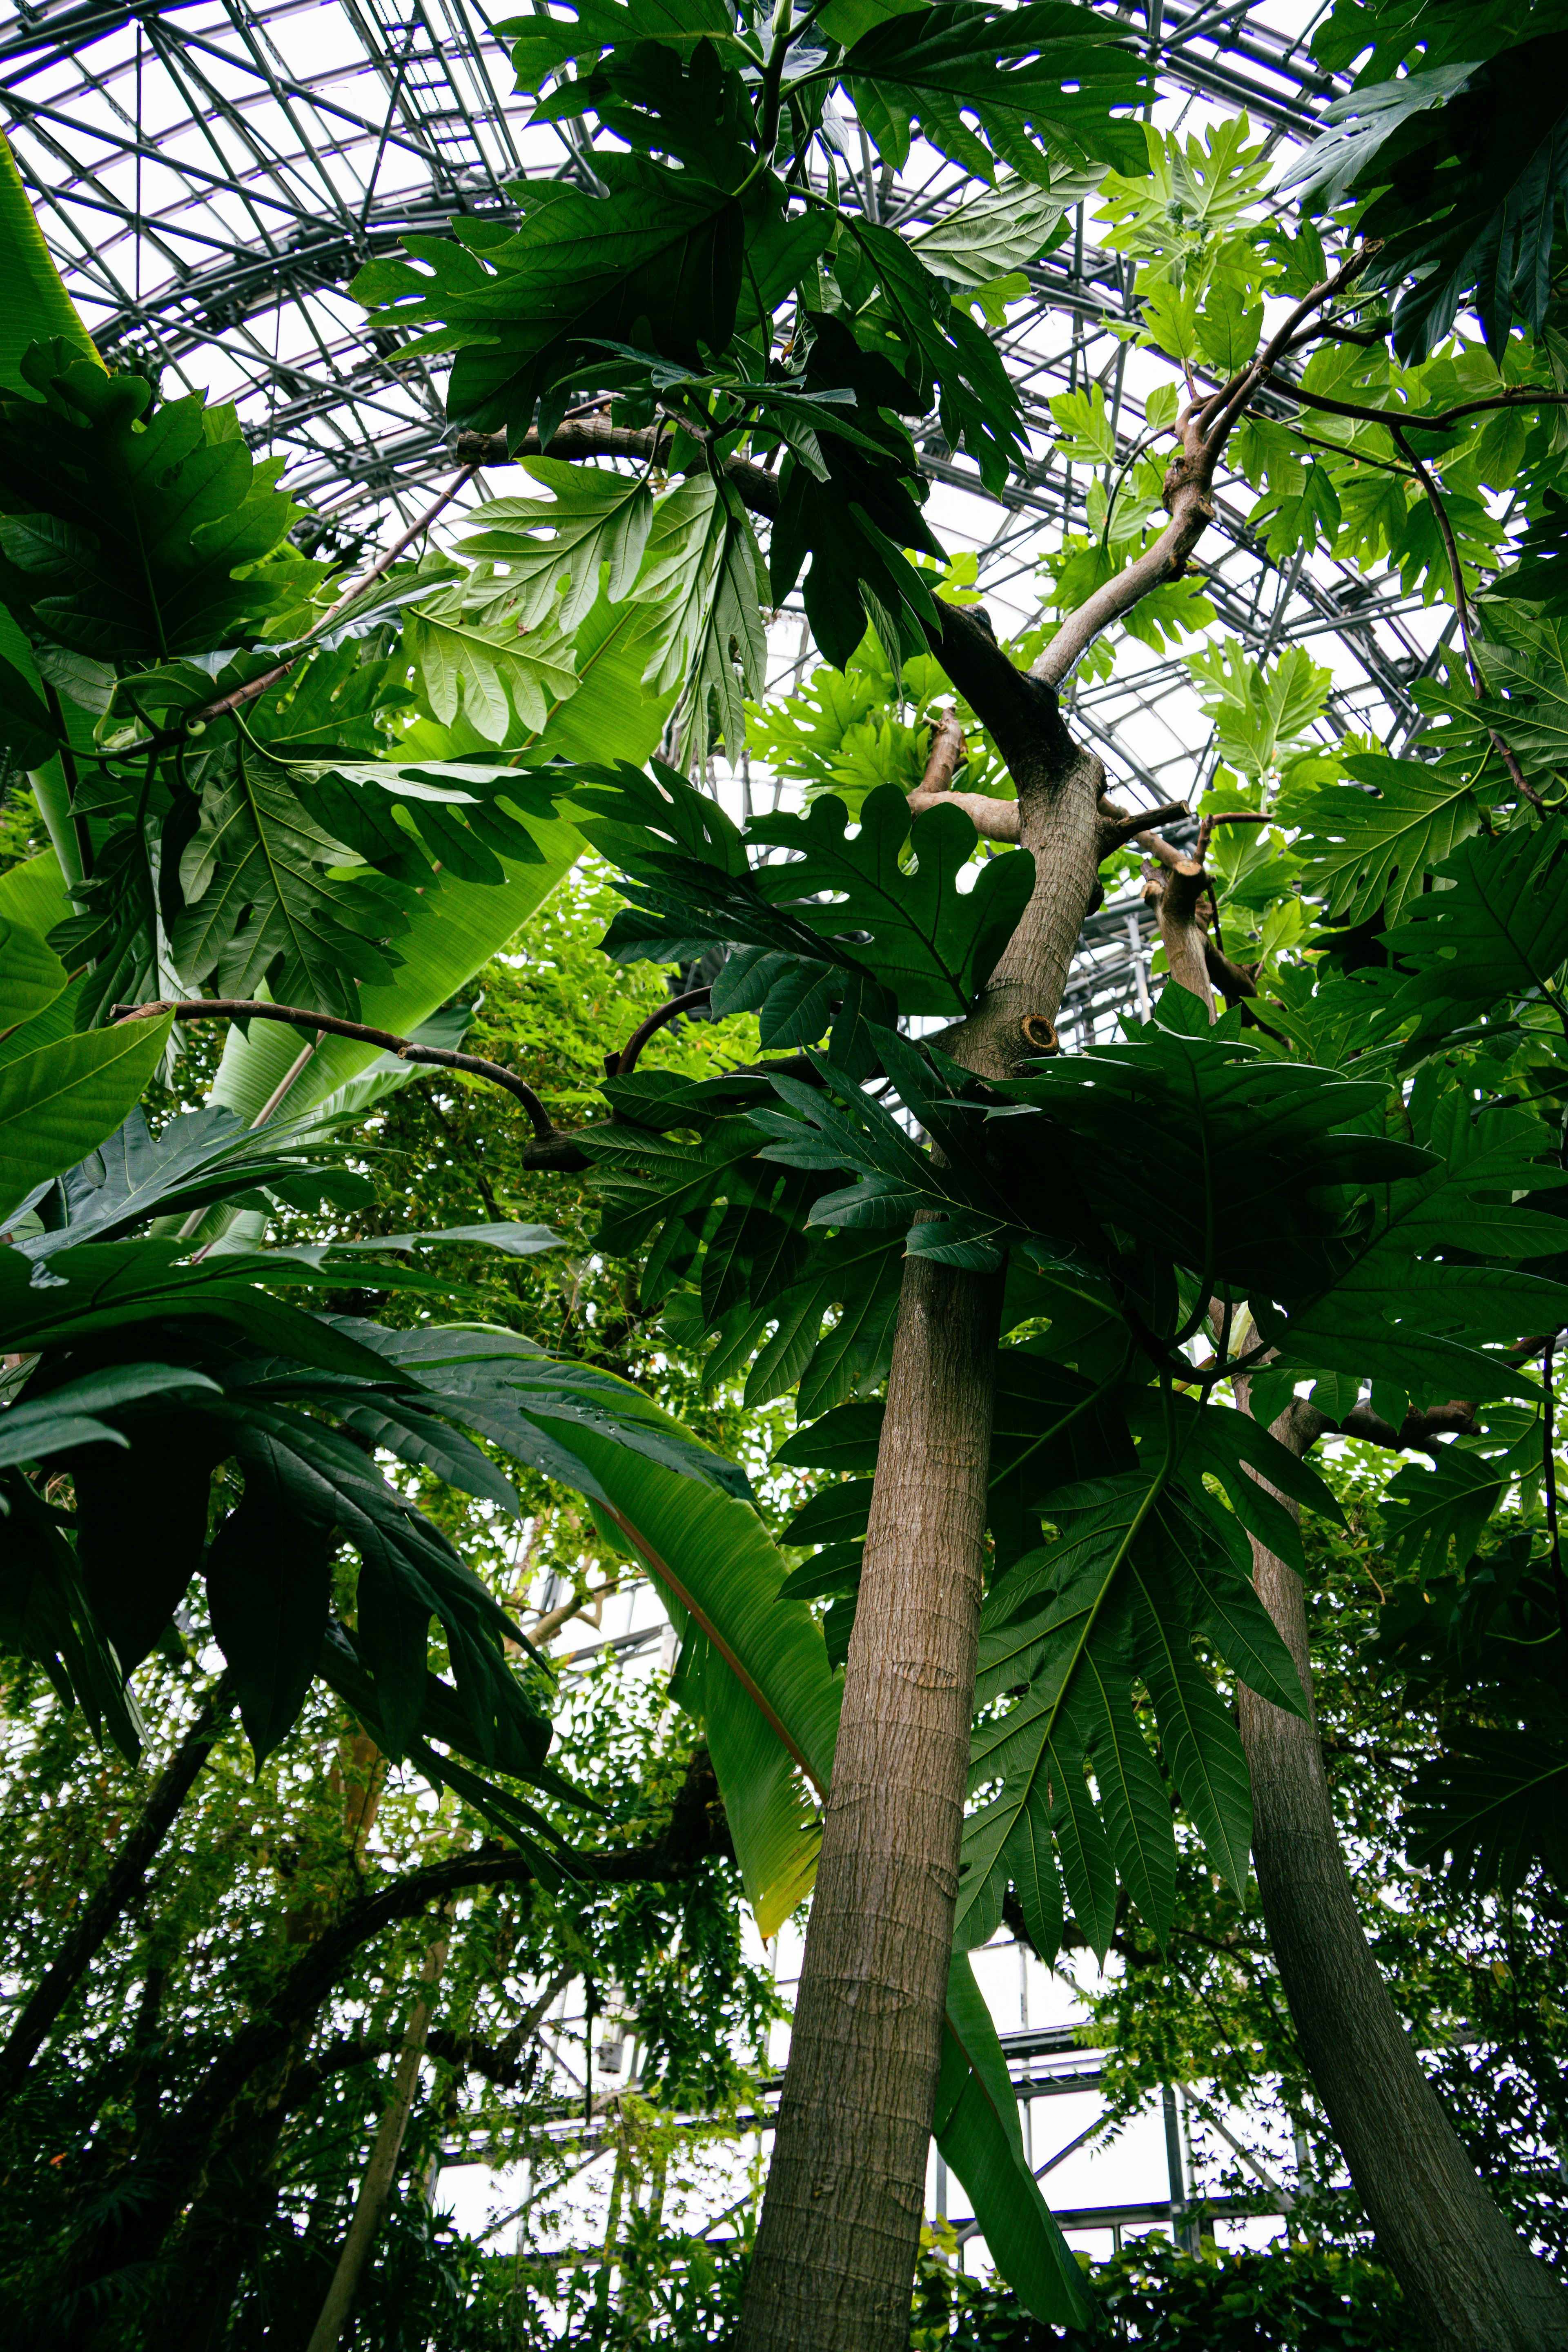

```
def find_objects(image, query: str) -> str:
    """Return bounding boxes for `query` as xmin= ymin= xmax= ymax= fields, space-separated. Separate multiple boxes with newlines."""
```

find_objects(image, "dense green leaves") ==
xmin=0 ymin=356 xmax=316 ymax=659
xmin=354 ymin=158 xmax=745 ymax=446
xmin=0 ymin=985 xmax=174 ymax=1220
xmin=837 ymin=1 xmax=1146 ymax=187
xmin=1378 ymin=826 xmax=1568 ymax=1036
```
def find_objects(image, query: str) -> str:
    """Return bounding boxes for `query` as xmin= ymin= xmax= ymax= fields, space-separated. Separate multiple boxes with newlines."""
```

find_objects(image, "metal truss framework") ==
xmin=2 ymin=0 xmax=1439 ymax=1045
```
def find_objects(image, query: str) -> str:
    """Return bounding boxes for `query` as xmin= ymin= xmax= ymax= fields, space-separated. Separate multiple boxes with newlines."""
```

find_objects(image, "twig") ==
xmin=187 ymin=466 xmax=480 ymax=733
xmin=1260 ymin=375 xmax=1568 ymax=434
xmin=1390 ymin=425 xmax=1544 ymax=810
xmin=109 ymin=998 xmax=553 ymax=1138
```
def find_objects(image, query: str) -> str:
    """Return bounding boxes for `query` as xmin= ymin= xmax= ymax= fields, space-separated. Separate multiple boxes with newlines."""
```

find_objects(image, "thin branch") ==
xmin=0 ymin=1675 xmax=235 ymax=2108
xmin=1033 ymin=246 xmax=1376 ymax=690
xmin=1389 ymin=425 xmax=1544 ymax=811
xmin=1260 ymin=375 xmax=1568 ymax=434
xmin=188 ymin=467 xmax=479 ymax=732
xmin=606 ymin=987 xmax=713 ymax=1078
xmin=109 ymin=999 xmax=553 ymax=1138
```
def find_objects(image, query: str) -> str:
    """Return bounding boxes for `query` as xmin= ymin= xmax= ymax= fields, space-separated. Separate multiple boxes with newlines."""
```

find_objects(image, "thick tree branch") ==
xmin=0 ymin=1675 xmax=235 ymax=2109
xmin=1259 ymin=376 xmax=1568 ymax=434
xmin=1141 ymin=838 xmax=1216 ymax=1020
xmin=83 ymin=1753 xmax=734 ymax=2283
xmin=1034 ymin=247 xmax=1375 ymax=690
xmin=110 ymin=998 xmax=554 ymax=1139
xmin=1098 ymin=795 xmax=1188 ymax=856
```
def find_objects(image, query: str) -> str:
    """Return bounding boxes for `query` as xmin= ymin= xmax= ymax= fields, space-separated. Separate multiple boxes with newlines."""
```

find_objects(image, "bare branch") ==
xmin=1098 ymin=795 xmax=1188 ymax=856
xmin=1258 ymin=374 xmax=1568 ymax=434
xmin=110 ymin=998 xmax=553 ymax=1139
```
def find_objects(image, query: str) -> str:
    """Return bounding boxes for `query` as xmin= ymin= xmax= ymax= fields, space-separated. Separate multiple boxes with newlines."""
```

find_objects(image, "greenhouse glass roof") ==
xmin=2 ymin=0 xmax=1444 ymax=1038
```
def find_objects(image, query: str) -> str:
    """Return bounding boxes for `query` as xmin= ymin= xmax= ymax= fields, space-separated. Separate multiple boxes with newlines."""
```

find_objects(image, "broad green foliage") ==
xmin=12 ymin=0 xmax=1568 ymax=2324
xmin=0 ymin=918 xmax=174 ymax=1216
xmin=0 ymin=1100 xmax=753 ymax=1831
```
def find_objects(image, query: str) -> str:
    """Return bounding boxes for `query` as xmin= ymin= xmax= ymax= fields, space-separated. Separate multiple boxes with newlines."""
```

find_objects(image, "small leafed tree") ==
xmin=5 ymin=0 xmax=1568 ymax=2347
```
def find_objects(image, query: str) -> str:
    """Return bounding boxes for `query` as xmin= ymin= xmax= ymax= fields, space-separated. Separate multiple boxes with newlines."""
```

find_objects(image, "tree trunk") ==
xmin=304 ymin=1917 xmax=451 ymax=2352
xmin=737 ymin=732 xmax=1106 ymax=2352
xmin=1237 ymin=1393 xmax=1568 ymax=2352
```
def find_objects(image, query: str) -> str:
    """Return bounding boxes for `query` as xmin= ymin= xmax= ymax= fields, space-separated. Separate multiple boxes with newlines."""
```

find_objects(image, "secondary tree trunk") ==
xmin=737 ymin=728 xmax=1106 ymax=2352
xmin=304 ymin=1915 xmax=451 ymax=2352
xmin=1237 ymin=1392 xmax=1568 ymax=2352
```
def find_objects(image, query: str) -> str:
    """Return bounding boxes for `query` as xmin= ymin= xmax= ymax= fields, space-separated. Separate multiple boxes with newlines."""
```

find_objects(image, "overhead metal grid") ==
xmin=2 ymin=0 xmax=1432 ymax=1038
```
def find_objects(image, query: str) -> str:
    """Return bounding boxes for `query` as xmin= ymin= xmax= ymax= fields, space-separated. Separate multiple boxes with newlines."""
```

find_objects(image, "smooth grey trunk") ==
xmin=1237 ymin=1390 xmax=1568 ymax=2352
xmin=737 ymin=737 xmax=1107 ymax=2352
xmin=304 ymin=1918 xmax=451 ymax=2352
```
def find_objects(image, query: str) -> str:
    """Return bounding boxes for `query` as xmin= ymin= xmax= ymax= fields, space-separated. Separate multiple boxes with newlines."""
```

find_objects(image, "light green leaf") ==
xmin=405 ymin=584 xmax=580 ymax=742
xmin=562 ymin=1420 xmax=842 ymax=1936
xmin=0 ymin=1014 xmax=174 ymax=1217
xmin=632 ymin=475 xmax=768 ymax=750
xmin=911 ymin=167 xmax=1102 ymax=288
xmin=458 ymin=459 xmax=656 ymax=632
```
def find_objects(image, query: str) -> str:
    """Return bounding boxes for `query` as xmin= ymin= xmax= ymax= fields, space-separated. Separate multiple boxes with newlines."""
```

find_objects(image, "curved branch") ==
xmin=1259 ymin=375 xmax=1568 ymax=434
xmin=1035 ymin=247 xmax=1375 ymax=690
xmin=608 ymin=986 xmax=713 ymax=1078
xmin=1140 ymin=837 xmax=1215 ymax=1020
xmin=918 ymin=708 xmax=967 ymax=795
xmin=1387 ymin=425 xmax=1543 ymax=812
xmin=109 ymin=999 xmax=553 ymax=1139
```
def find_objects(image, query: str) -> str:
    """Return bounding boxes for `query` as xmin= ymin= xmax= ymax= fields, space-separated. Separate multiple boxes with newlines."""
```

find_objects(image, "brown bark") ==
xmin=1140 ymin=833 xmax=1216 ymax=1020
xmin=738 ymin=729 xmax=1096 ymax=2352
xmin=738 ymin=1253 xmax=1004 ymax=2350
xmin=1235 ymin=1390 xmax=1568 ymax=2352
